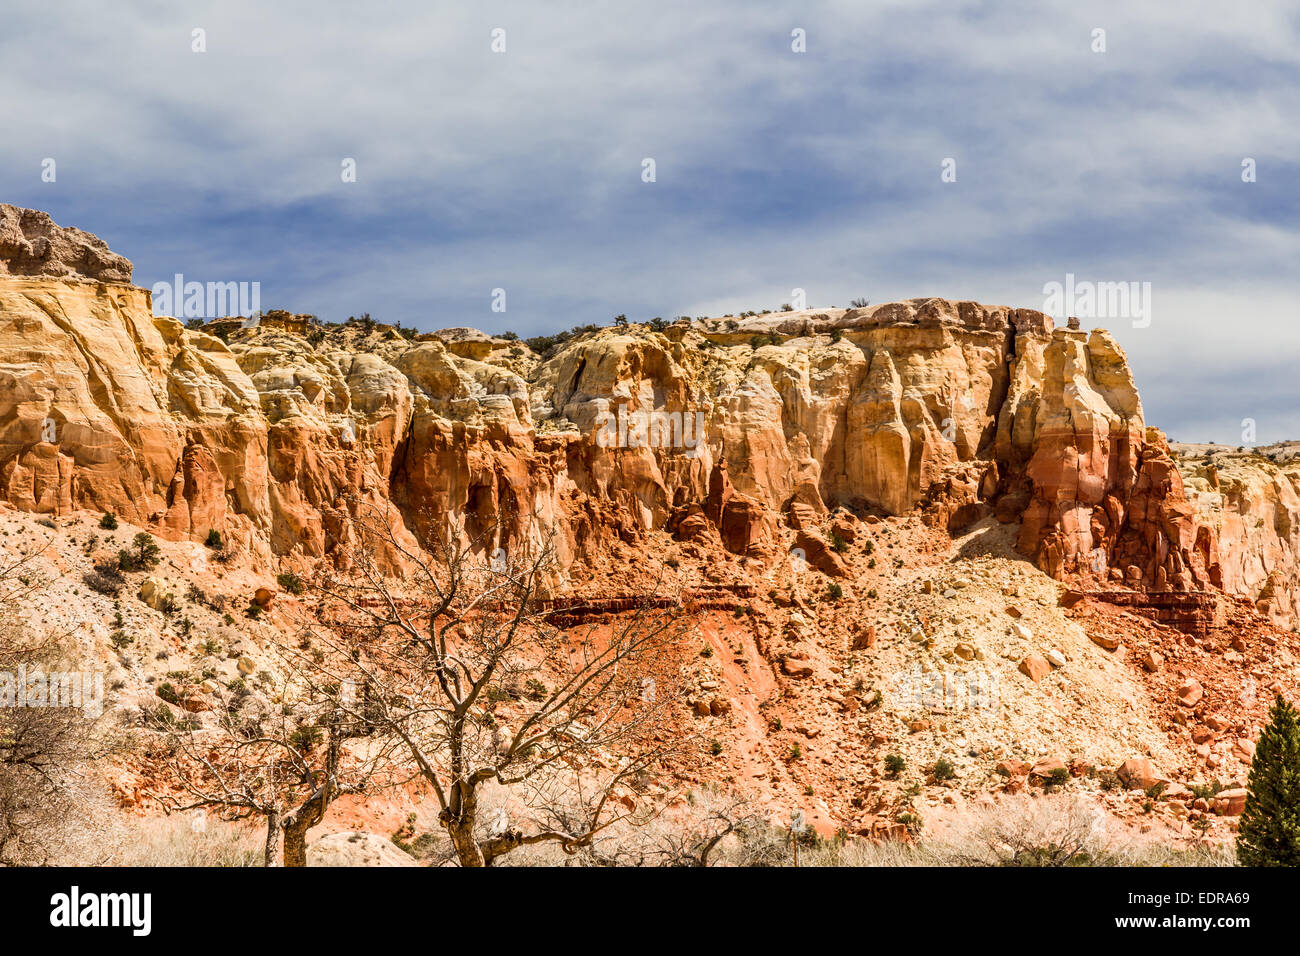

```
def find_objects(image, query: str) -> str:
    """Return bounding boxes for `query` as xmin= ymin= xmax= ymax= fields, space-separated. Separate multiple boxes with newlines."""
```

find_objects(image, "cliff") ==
xmin=0 ymin=205 xmax=1257 ymax=611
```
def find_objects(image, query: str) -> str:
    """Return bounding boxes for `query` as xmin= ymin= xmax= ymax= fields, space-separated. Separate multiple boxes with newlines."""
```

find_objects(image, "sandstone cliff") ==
xmin=1175 ymin=444 xmax=1300 ymax=627
xmin=0 ymin=205 xmax=1240 ymax=606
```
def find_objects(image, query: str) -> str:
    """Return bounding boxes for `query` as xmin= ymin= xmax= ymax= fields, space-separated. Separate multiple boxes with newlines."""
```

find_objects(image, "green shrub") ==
xmin=276 ymin=572 xmax=304 ymax=595
xmin=205 ymin=529 xmax=223 ymax=549
xmin=100 ymin=512 xmax=119 ymax=530
xmin=118 ymin=532 xmax=161 ymax=572
xmin=932 ymin=758 xmax=957 ymax=782
xmin=884 ymin=753 xmax=906 ymax=777
xmin=289 ymin=725 xmax=323 ymax=752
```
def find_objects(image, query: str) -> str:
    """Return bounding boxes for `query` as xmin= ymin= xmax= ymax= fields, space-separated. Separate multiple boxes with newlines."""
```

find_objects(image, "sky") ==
xmin=2 ymin=0 xmax=1298 ymax=443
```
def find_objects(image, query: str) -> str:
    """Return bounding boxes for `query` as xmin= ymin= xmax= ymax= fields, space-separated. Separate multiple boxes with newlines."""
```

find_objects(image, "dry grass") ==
xmin=108 ymin=815 xmax=263 ymax=867
xmin=804 ymin=794 xmax=1236 ymax=867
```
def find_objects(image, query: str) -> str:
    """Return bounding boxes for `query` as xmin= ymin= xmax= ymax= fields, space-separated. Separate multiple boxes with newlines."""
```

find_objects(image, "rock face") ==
xmin=1175 ymin=446 xmax=1300 ymax=627
xmin=0 ymin=277 xmax=268 ymax=551
xmin=0 ymin=205 xmax=133 ymax=282
xmin=0 ymin=208 xmax=1244 ymax=604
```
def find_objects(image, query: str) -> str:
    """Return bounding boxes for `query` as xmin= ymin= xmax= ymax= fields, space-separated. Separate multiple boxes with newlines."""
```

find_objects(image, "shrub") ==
xmin=204 ymin=529 xmax=223 ymax=550
xmin=1237 ymin=694 xmax=1300 ymax=866
xmin=1189 ymin=779 xmax=1224 ymax=801
xmin=830 ymin=531 xmax=849 ymax=554
xmin=276 ymin=572 xmax=304 ymax=595
xmin=826 ymin=583 xmax=843 ymax=601
xmin=100 ymin=513 xmax=119 ymax=530
xmin=84 ymin=569 xmax=121 ymax=597
xmin=884 ymin=754 xmax=906 ymax=777
xmin=289 ymin=725 xmax=323 ymax=753
xmin=155 ymin=682 xmax=180 ymax=705
xmin=849 ymin=297 xmax=870 ymax=309
xmin=118 ymin=532 xmax=161 ymax=572
xmin=932 ymin=759 xmax=957 ymax=782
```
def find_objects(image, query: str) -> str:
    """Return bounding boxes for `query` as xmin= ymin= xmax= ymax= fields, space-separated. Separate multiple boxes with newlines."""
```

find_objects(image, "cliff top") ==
xmin=0 ymin=204 xmax=133 ymax=282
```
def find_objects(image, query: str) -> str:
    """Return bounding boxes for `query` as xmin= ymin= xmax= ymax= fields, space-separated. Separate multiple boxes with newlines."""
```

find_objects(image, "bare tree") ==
xmin=152 ymin=662 xmax=402 ymax=867
xmin=0 ymin=548 xmax=115 ymax=864
xmin=294 ymin=507 xmax=691 ymax=867
xmin=576 ymin=785 xmax=770 ymax=867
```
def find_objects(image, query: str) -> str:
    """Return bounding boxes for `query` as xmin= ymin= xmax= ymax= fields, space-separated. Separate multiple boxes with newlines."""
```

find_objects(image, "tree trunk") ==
xmin=264 ymin=809 xmax=282 ymax=868
xmin=446 ymin=820 xmax=486 ymax=867
xmin=283 ymin=818 xmax=310 ymax=868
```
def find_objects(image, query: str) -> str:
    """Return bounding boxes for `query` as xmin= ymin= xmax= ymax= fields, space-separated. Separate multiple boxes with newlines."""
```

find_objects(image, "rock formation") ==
xmin=0 ymin=204 xmax=133 ymax=282
xmin=1175 ymin=444 xmax=1300 ymax=626
xmin=0 ymin=204 xmax=1269 ymax=615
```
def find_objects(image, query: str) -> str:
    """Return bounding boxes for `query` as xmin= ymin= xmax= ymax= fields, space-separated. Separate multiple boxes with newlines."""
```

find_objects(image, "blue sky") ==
xmin=2 ymin=0 xmax=1299 ymax=442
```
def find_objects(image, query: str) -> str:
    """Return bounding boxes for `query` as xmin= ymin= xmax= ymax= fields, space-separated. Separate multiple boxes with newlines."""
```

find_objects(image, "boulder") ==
xmin=138 ymin=577 xmax=175 ymax=612
xmin=1029 ymin=758 xmax=1067 ymax=782
xmin=1176 ymin=679 xmax=1204 ymax=707
xmin=1116 ymin=757 xmax=1157 ymax=790
xmin=781 ymin=656 xmax=815 ymax=679
xmin=851 ymin=625 xmax=876 ymax=651
xmin=1213 ymin=788 xmax=1248 ymax=816
xmin=1089 ymin=632 xmax=1121 ymax=651
xmin=1018 ymin=655 xmax=1052 ymax=683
